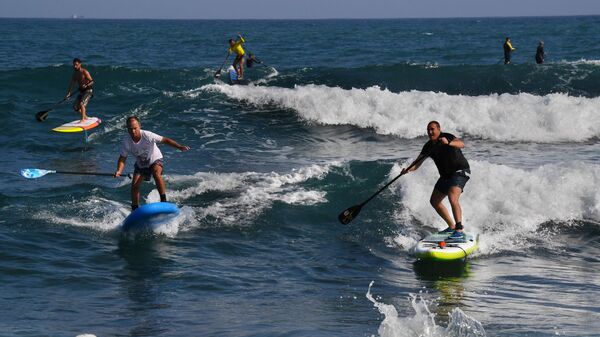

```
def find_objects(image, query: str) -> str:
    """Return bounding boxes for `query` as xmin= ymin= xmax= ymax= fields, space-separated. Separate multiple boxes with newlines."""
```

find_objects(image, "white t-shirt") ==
xmin=119 ymin=130 xmax=164 ymax=168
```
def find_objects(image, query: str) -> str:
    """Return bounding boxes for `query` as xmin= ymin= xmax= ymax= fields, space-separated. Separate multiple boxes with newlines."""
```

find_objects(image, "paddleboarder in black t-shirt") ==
xmin=535 ymin=41 xmax=545 ymax=64
xmin=400 ymin=121 xmax=470 ymax=241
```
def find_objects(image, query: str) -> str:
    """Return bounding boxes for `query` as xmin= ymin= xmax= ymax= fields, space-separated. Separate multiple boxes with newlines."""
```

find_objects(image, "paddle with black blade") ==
xmin=338 ymin=158 xmax=424 ymax=225
xmin=35 ymin=90 xmax=78 ymax=122
xmin=20 ymin=168 xmax=132 ymax=179
xmin=214 ymin=53 xmax=230 ymax=78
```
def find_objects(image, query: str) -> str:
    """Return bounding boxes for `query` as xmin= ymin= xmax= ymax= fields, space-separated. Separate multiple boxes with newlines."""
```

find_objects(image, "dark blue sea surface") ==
xmin=1 ymin=17 xmax=599 ymax=337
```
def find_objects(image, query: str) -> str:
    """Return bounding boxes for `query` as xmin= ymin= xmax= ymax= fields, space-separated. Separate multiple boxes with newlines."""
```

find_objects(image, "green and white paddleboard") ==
xmin=414 ymin=232 xmax=478 ymax=261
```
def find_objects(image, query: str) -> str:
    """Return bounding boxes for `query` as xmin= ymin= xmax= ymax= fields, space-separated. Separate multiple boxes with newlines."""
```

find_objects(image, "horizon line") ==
xmin=1 ymin=14 xmax=599 ymax=21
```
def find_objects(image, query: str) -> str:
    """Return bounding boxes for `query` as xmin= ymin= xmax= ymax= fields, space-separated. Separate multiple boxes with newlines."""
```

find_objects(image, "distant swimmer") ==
xmin=114 ymin=116 xmax=190 ymax=211
xmin=246 ymin=53 xmax=262 ymax=68
xmin=535 ymin=41 xmax=545 ymax=64
xmin=65 ymin=58 xmax=94 ymax=122
xmin=503 ymin=37 xmax=516 ymax=64
xmin=400 ymin=121 xmax=471 ymax=241
xmin=228 ymin=33 xmax=246 ymax=79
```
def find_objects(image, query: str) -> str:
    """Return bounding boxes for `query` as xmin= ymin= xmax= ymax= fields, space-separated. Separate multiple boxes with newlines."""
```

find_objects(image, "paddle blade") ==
xmin=35 ymin=110 xmax=50 ymax=122
xmin=214 ymin=69 xmax=222 ymax=78
xmin=20 ymin=168 xmax=56 ymax=179
xmin=338 ymin=204 xmax=362 ymax=225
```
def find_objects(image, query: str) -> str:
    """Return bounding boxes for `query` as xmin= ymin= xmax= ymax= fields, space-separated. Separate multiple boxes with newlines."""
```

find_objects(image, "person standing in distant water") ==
xmin=535 ymin=41 xmax=545 ymax=64
xmin=503 ymin=37 xmax=516 ymax=64
xmin=228 ymin=33 xmax=246 ymax=79
xmin=114 ymin=116 xmax=191 ymax=211
xmin=400 ymin=121 xmax=471 ymax=241
xmin=65 ymin=58 xmax=94 ymax=122
xmin=246 ymin=53 xmax=262 ymax=68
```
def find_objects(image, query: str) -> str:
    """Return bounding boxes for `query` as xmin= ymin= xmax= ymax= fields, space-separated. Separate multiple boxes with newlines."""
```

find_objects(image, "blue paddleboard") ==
xmin=122 ymin=202 xmax=180 ymax=232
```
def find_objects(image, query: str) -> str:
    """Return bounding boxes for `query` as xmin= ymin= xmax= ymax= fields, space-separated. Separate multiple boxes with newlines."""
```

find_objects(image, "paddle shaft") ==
xmin=337 ymin=157 xmax=425 ymax=224
xmin=357 ymin=158 xmax=422 ymax=207
xmin=55 ymin=171 xmax=132 ymax=178
xmin=36 ymin=89 xmax=78 ymax=121
xmin=56 ymin=171 xmax=114 ymax=176
xmin=215 ymin=53 xmax=230 ymax=77
xmin=51 ymin=97 xmax=69 ymax=109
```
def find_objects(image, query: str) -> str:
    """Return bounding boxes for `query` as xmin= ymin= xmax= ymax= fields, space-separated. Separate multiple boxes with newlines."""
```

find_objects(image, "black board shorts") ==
xmin=434 ymin=170 xmax=470 ymax=195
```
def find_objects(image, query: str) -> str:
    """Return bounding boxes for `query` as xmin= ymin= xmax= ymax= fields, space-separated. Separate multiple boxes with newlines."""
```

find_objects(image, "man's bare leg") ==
xmin=447 ymin=186 xmax=463 ymax=231
xmin=430 ymin=189 xmax=455 ymax=228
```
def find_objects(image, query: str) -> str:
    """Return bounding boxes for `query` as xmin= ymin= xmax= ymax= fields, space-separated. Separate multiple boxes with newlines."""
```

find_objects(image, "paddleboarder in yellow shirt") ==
xmin=228 ymin=33 xmax=246 ymax=79
xmin=503 ymin=37 xmax=516 ymax=64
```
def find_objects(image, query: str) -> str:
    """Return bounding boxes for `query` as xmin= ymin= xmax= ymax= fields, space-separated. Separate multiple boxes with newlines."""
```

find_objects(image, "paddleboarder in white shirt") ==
xmin=114 ymin=116 xmax=190 ymax=210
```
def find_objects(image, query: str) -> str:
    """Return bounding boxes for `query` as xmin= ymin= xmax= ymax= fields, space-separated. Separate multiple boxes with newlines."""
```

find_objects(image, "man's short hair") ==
xmin=427 ymin=120 xmax=441 ymax=129
xmin=73 ymin=58 xmax=82 ymax=64
xmin=126 ymin=116 xmax=140 ymax=128
xmin=228 ymin=39 xmax=234 ymax=43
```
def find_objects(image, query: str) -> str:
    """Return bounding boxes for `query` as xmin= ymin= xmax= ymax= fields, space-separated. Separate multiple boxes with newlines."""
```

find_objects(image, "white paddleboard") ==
xmin=52 ymin=117 xmax=101 ymax=133
xmin=227 ymin=66 xmax=250 ymax=85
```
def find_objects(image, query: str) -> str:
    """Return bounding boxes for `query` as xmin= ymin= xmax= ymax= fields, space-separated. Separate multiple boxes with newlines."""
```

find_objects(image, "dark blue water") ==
xmin=1 ymin=17 xmax=599 ymax=337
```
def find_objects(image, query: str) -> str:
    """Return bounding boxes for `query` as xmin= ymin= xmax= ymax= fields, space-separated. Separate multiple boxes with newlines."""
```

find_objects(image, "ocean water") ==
xmin=1 ymin=16 xmax=600 ymax=337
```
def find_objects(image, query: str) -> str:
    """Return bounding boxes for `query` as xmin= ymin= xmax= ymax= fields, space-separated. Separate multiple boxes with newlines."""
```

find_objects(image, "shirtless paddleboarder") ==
xmin=65 ymin=58 xmax=94 ymax=122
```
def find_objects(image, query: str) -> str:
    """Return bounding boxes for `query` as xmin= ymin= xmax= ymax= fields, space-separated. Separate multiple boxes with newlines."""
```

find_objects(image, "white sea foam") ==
xmin=563 ymin=59 xmax=600 ymax=66
xmin=253 ymin=66 xmax=280 ymax=85
xmin=162 ymin=164 xmax=332 ymax=226
xmin=181 ymin=87 xmax=204 ymax=99
xmin=202 ymin=83 xmax=600 ymax=142
xmin=35 ymin=194 xmax=193 ymax=237
xmin=366 ymin=281 xmax=486 ymax=337
xmin=34 ymin=197 xmax=129 ymax=232
xmin=388 ymin=160 xmax=600 ymax=255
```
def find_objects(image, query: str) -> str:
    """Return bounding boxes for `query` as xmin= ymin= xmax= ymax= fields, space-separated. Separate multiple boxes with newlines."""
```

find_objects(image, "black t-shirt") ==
xmin=420 ymin=132 xmax=470 ymax=178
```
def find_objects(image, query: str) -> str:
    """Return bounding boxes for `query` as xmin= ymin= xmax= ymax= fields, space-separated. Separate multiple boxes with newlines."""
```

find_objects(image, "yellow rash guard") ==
xmin=228 ymin=37 xmax=245 ymax=56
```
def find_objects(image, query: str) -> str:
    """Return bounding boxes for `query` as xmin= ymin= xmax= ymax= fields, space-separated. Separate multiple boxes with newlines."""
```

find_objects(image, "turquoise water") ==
xmin=1 ymin=17 xmax=600 ymax=337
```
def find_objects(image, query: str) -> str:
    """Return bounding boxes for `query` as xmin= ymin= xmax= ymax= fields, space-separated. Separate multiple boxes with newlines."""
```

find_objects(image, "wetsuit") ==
xmin=246 ymin=56 xmax=262 ymax=68
xmin=535 ymin=45 xmax=545 ymax=64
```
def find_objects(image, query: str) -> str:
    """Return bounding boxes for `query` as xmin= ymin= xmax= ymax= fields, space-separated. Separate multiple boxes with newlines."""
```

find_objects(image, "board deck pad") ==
xmin=52 ymin=117 xmax=101 ymax=133
xmin=421 ymin=232 xmax=453 ymax=242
